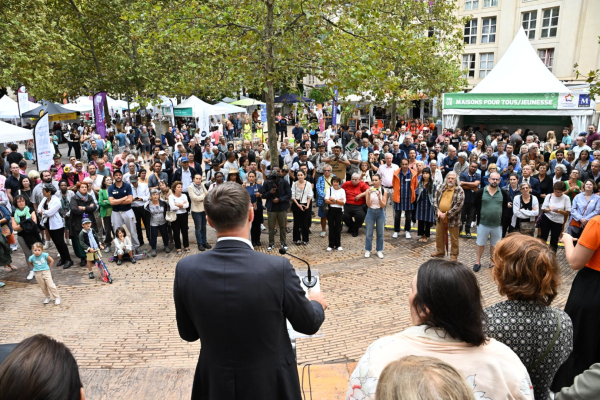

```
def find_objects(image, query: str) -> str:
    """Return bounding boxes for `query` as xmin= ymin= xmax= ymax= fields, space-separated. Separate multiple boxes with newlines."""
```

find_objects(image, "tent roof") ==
xmin=230 ymin=98 xmax=265 ymax=106
xmin=221 ymin=95 xmax=249 ymax=103
xmin=22 ymin=102 xmax=78 ymax=118
xmin=0 ymin=120 xmax=34 ymax=141
xmin=214 ymin=102 xmax=246 ymax=113
xmin=274 ymin=93 xmax=313 ymax=103
xmin=471 ymin=27 xmax=570 ymax=94
xmin=174 ymin=95 xmax=228 ymax=116
xmin=0 ymin=96 xmax=39 ymax=119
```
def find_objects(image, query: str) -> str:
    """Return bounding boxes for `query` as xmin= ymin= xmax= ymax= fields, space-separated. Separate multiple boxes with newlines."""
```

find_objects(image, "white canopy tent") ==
xmin=443 ymin=28 xmax=595 ymax=138
xmin=221 ymin=95 xmax=249 ymax=103
xmin=0 ymin=96 xmax=39 ymax=119
xmin=0 ymin=120 xmax=34 ymax=141
xmin=214 ymin=101 xmax=246 ymax=114
xmin=174 ymin=95 xmax=229 ymax=134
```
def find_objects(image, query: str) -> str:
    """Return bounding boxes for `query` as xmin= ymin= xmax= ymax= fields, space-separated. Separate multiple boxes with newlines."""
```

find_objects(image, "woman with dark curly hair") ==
xmin=484 ymin=234 xmax=573 ymax=399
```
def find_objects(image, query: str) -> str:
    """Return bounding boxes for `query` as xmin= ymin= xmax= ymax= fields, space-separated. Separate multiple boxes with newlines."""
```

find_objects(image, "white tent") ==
xmin=0 ymin=120 xmax=34 ymax=141
xmin=443 ymin=27 xmax=595 ymax=138
xmin=62 ymin=102 xmax=93 ymax=113
xmin=174 ymin=95 xmax=229 ymax=134
xmin=214 ymin=101 xmax=246 ymax=114
xmin=222 ymin=95 xmax=249 ymax=103
xmin=0 ymin=96 xmax=39 ymax=119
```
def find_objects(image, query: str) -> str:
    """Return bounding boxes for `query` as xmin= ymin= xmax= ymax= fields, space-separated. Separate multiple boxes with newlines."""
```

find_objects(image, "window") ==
xmin=465 ymin=0 xmax=479 ymax=10
xmin=538 ymin=49 xmax=555 ymax=71
xmin=462 ymin=54 xmax=476 ymax=78
xmin=541 ymin=8 xmax=559 ymax=38
xmin=522 ymin=11 xmax=537 ymax=40
xmin=464 ymin=19 xmax=478 ymax=44
xmin=483 ymin=0 xmax=497 ymax=7
xmin=481 ymin=17 xmax=496 ymax=43
xmin=479 ymin=53 xmax=494 ymax=78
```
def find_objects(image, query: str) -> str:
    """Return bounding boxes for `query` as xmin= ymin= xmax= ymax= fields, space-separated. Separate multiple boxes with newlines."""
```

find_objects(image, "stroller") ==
xmin=94 ymin=249 xmax=113 ymax=284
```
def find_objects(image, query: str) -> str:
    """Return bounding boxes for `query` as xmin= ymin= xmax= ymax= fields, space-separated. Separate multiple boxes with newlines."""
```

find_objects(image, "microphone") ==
xmin=279 ymin=248 xmax=318 ymax=288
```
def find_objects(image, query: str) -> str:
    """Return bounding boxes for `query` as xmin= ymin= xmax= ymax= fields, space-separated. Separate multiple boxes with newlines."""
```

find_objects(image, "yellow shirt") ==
xmin=439 ymin=187 xmax=455 ymax=213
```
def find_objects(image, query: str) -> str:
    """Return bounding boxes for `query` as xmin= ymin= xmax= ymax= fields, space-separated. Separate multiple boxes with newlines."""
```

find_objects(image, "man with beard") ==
xmin=108 ymin=169 xmax=140 ymax=251
xmin=431 ymin=171 xmax=464 ymax=261
xmin=472 ymin=172 xmax=509 ymax=272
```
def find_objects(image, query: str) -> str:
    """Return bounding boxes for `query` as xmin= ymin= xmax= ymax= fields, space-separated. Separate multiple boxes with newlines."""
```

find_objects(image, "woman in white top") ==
xmin=168 ymin=181 xmax=190 ymax=255
xmin=38 ymin=184 xmax=73 ymax=269
xmin=364 ymin=174 xmax=387 ymax=259
xmin=511 ymin=181 xmax=539 ymax=235
xmin=541 ymin=181 xmax=571 ymax=252
xmin=324 ymin=176 xmax=346 ymax=252
xmin=291 ymin=170 xmax=313 ymax=245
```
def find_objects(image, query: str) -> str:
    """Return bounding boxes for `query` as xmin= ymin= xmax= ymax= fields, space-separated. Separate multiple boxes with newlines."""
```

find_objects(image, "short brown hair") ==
xmin=171 ymin=180 xmax=182 ymax=192
xmin=493 ymin=234 xmax=560 ymax=306
xmin=553 ymin=181 xmax=566 ymax=191
xmin=204 ymin=182 xmax=251 ymax=231
xmin=375 ymin=355 xmax=473 ymax=400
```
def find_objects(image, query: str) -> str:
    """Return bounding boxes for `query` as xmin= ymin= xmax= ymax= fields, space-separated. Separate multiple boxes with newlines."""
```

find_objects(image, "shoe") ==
xmin=450 ymin=256 xmax=458 ymax=261
xmin=0 ymin=282 xmax=5 ymax=288
xmin=261 ymin=224 xmax=266 ymax=231
xmin=267 ymin=244 xmax=274 ymax=251
xmin=203 ymin=243 xmax=212 ymax=249
xmin=352 ymin=231 xmax=358 ymax=237
xmin=377 ymin=251 xmax=384 ymax=259
xmin=465 ymin=232 xmax=472 ymax=238
xmin=296 ymin=240 xmax=302 ymax=245
xmin=43 ymin=241 xmax=51 ymax=250
xmin=197 ymin=244 xmax=205 ymax=252
xmin=392 ymin=232 xmax=399 ymax=238
xmin=54 ymin=298 xmax=61 ymax=305
xmin=80 ymin=258 xmax=87 ymax=267
xmin=326 ymin=247 xmax=332 ymax=252
xmin=117 ymin=259 xmax=122 ymax=266
xmin=104 ymin=246 xmax=111 ymax=253
xmin=131 ymin=258 xmax=137 ymax=264
xmin=405 ymin=232 xmax=411 ymax=239
xmin=89 ymin=272 xmax=94 ymax=279
xmin=320 ymin=231 xmax=326 ymax=237
xmin=302 ymin=241 xmax=308 ymax=246
xmin=365 ymin=251 xmax=371 ymax=258
xmin=430 ymin=251 xmax=445 ymax=257
xmin=473 ymin=263 xmax=481 ymax=272
xmin=56 ymin=259 xmax=66 ymax=267
xmin=63 ymin=261 xmax=73 ymax=270
xmin=27 ymin=270 xmax=35 ymax=280
xmin=337 ymin=246 xmax=343 ymax=251
xmin=164 ymin=246 xmax=171 ymax=253
xmin=44 ymin=298 xmax=51 ymax=304
xmin=67 ymin=239 xmax=72 ymax=246
xmin=150 ymin=249 xmax=157 ymax=257
xmin=282 ymin=244 xmax=288 ymax=251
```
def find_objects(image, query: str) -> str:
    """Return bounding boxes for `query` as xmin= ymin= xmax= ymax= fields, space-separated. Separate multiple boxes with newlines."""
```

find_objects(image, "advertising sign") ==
xmin=34 ymin=113 xmax=53 ymax=170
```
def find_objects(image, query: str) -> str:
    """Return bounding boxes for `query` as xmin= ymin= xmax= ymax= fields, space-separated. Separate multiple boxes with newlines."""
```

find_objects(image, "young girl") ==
xmin=28 ymin=242 xmax=60 ymax=305
xmin=113 ymin=227 xmax=134 ymax=266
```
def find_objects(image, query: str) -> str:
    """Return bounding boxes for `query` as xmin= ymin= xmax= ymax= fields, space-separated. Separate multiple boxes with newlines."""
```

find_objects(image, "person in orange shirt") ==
xmin=553 ymin=217 xmax=600 ymax=391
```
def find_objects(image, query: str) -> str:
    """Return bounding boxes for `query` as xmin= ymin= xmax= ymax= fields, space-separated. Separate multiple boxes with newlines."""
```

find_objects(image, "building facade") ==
xmin=459 ymin=0 xmax=600 ymax=89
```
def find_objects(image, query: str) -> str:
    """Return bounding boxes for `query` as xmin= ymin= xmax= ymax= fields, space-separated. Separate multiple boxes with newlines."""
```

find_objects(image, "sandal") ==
xmin=9 ymin=265 xmax=17 ymax=271
xmin=184 ymin=248 xmax=191 ymax=252
xmin=177 ymin=249 xmax=183 ymax=255
xmin=3 ymin=266 xmax=11 ymax=272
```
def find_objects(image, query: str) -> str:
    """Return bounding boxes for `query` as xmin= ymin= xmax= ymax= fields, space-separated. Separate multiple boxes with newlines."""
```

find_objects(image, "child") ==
xmin=78 ymin=216 xmax=105 ymax=279
xmin=28 ymin=242 xmax=60 ymax=305
xmin=113 ymin=227 xmax=135 ymax=266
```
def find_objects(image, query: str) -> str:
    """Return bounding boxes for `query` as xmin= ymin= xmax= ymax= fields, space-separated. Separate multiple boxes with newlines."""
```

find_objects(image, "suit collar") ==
xmin=215 ymin=237 xmax=254 ymax=250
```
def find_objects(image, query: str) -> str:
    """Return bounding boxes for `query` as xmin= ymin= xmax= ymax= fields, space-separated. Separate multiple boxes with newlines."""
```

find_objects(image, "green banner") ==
xmin=173 ymin=107 xmax=193 ymax=117
xmin=464 ymin=115 xmax=571 ymax=126
xmin=444 ymin=93 xmax=559 ymax=110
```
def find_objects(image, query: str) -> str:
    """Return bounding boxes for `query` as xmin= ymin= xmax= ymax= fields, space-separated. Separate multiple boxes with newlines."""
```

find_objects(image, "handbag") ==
xmin=319 ymin=188 xmax=331 ymax=215
xmin=165 ymin=210 xmax=177 ymax=222
xmin=570 ymin=197 xmax=592 ymax=228
xmin=519 ymin=221 xmax=536 ymax=235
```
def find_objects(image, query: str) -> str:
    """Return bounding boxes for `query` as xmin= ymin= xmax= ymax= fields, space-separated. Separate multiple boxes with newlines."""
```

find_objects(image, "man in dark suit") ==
xmin=174 ymin=182 xmax=327 ymax=400
xmin=519 ymin=164 xmax=541 ymax=199
xmin=584 ymin=160 xmax=600 ymax=190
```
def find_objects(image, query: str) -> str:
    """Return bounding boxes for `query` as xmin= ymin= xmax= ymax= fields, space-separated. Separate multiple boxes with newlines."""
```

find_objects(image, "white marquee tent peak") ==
xmin=470 ymin=27 xmax=570 ymax=94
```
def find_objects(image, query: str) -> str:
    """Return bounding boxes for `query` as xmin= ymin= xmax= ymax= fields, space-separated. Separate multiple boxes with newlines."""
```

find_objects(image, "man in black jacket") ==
xmin=174 ymin=182 xmax=327 ymax=400
xmin=260 ymin=167 xmax=292 ymax=251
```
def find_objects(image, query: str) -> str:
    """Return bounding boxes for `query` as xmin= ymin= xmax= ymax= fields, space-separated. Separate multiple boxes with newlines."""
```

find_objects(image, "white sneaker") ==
xmin=43 ymin=298 xmax=51 ymax=304
xmin=10 ymin=244 xmax=17 ymax=251
xmin=261 ymin=224 xmax=267 ymax=231
xmin=55 ymin=298 xmax=61 ymax=305
xmin=337 ymin=247 xmax=343 ymax=251
xmin=377 ymin=251 xmax=384 ymax=259
xmin=27 ymin=271 xmax=35 ymax=280
xmin=67 ymin=239 xmax=72 ymax=246
xmin=364 ymin=251 xmax=371 ymax=258
xmin=405 ymin=231 xmax=412 ymax=239
xmin=326 ymin=247 xmax=332 ymax=252
xmin=104 ymin=246 xmax=111 ymax=253
xmin=392 ymin=232 xmax=399 ymax=238
xmin=43 ymin=241 xmax=51 ymax=250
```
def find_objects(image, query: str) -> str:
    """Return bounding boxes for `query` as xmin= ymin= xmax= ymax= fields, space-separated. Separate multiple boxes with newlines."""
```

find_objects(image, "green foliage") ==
xmin=574 ymin=36 xmax=600 ymax=98
xmin=308 ymin=87 xmax=333 ymax=104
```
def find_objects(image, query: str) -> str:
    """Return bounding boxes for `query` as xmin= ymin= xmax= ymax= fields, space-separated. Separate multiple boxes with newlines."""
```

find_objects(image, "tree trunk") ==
xmin=389 ymin=100 xmax=397 ymax=131
xmin=265 ymin=0 xmax=278 ymax=172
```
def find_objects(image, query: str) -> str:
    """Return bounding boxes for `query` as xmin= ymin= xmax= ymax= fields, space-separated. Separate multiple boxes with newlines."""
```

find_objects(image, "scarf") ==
xmin=85 ymin=229 xmax=99 ymax=250
xmin=14 ymin=206 xmax=31 ymax=224
xmin=76 ymin=191 xmax=89 ymax=202
xmin=192 ymin=183 xmax=204 ymax=197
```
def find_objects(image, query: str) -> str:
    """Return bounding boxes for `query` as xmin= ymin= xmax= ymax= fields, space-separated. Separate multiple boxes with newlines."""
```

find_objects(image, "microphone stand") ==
xmin=279 ymin=248 xmax=318 ymax=288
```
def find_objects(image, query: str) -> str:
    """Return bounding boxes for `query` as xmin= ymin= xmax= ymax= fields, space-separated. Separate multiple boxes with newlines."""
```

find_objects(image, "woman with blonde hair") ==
xmin=485 ymin=234 xmax=573 ymax=399
xmin=376 ymin=355 xmax=474 ymax=400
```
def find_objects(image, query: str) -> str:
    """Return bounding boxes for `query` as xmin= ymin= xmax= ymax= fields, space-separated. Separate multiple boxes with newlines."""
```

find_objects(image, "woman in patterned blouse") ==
xmin=484 ymin=234 xmax=573 ymax=399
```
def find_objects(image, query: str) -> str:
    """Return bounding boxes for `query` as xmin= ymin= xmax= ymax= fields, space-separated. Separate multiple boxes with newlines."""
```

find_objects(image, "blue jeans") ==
xmin=365 ymin=208 xmax=385 ymax=252
xmin=192 ymin=211 xmax=207 ymax=245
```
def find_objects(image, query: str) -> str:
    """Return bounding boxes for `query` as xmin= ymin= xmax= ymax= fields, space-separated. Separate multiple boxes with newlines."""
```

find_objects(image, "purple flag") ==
xmin=93 ymin=92 xmax=107 ymax=139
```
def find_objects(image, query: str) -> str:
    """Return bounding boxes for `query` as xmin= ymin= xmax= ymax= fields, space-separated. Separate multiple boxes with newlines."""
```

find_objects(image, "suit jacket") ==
xmin=174 ymin=239 xmax=325 ymax=400
xmin=172 ymin=167 xmax=198 ymax=185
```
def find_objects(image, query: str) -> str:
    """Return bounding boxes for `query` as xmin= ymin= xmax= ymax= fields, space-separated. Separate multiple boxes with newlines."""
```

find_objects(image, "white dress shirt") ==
xmin=131 ymin=183 xmax=150 ymax=207
xmin=180 ymin=168 xmax=193 ymax=192
xmin=216 ymin=236 xmax=254 ymax=250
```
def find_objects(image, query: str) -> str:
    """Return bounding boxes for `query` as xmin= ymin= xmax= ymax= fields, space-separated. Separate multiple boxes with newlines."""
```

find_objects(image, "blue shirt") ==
xmin=497 ymin=153 xmax=522 ymax=172
xmin=108 ymin=182 xmax=133 ymax=212
xmin=360 ymin=147 xmax=369 ymax=162
xmin=29 ymin=252 xmax=50 ymax=272
xmin=115 ymin=133 xmax=126 ymax=146
xmin=202 ymin=150 xmax=212 ymax=171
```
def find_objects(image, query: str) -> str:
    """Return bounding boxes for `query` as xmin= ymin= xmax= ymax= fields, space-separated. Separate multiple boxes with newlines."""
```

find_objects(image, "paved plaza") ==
xmin=0 ymin=206 xmax=577 ymax=398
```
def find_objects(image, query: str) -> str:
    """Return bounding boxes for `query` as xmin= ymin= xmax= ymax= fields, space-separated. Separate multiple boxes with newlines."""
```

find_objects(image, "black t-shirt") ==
xmin=6 ymin=152 xmax=23 ymax=165
xmin=5 ymin=175 xmax=22 ymax=196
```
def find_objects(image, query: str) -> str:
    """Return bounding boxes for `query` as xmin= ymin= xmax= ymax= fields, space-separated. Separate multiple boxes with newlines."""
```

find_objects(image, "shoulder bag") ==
xmin=518 ymin=197 xmax=537 ymax=235
xmin=529 ymin=310 xmax=562 ymax=371
xmin=319 ymin=187 xmax=331 ymax=215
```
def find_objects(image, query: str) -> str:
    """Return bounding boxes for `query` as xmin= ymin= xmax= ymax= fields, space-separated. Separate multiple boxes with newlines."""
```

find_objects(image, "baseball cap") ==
xmin=579 ymin=132 xmax=587 ymax=136
xmin=113 ymin=169 xmax=123 ymax=176
xmin=374 ymin=150 xmax=380 ymax=154
xmin=480 ymin=155 xmax=488 ymax=161
xmin=74 ymin=160 xmax=83 ymax=166
xmin=53 ymin=154 xmax=61 ymax=159
xmin=180 ymin=157 xmax=189 ymax=162
xmin=299 ymin=151 xmax=307 ymax=156
xmin=129 ymin=175 xmax=138 ymax=183
xmin=158 ymin=151 xmax=166 ymax=155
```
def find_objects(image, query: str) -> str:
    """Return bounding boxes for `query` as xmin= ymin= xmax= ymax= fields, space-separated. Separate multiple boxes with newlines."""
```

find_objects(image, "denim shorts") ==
xmin=476 ymin=224 xmax=502 ymax=247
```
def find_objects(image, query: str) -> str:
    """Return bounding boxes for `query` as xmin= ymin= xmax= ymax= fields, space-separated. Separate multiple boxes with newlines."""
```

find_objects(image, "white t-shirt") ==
xmin=325 ymin=187 xmax=346 ymax=210
xmin=542 ymin=194 xmax=571 ymax=224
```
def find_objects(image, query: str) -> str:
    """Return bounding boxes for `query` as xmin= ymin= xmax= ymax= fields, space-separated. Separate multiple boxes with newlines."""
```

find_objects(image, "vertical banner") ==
xmin=17 ymin=86 xmax=29 ymax=124
xmin=169 ymin=99 xmax=175 ymax=126
xmin=93 ymin=92 xmax=108 ymax=138
xmin=331 ymin=86 xmax=338 ymax=126
xmin=34 ymin=113 xmax=53 ymax=171
xmin=317 ymin=104 xmax=325 ymax=132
